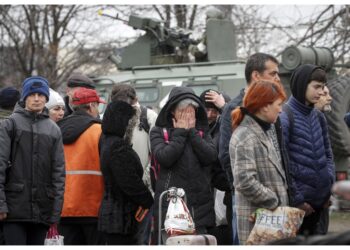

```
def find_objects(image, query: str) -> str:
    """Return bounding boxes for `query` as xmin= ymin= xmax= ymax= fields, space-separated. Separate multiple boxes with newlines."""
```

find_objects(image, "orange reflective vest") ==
xmin=61 ymin=123 xmax=104 ymax=217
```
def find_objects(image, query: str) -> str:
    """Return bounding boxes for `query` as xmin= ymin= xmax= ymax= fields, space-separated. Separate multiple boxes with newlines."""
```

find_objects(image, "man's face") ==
xmin=206 ymin=107 xmax=219 ymax=125
xmin=25 ymin=93 xmax=47 ymax=113
xmin=253 ymin=60 xmax=281 ymax=84
xmin=305 ymin=80 xmax=325 ymax=106
xmin=315 ymin=86 xmax=332 ymax=112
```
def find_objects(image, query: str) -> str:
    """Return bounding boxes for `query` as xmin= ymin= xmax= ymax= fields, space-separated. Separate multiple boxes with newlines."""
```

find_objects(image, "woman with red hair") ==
xmin=229 ymin=80 xmax=289 ymax=244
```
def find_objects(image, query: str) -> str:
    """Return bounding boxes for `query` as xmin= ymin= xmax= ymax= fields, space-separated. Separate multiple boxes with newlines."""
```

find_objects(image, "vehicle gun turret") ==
xmin=104 ymin=14 xmax=196 ymax=69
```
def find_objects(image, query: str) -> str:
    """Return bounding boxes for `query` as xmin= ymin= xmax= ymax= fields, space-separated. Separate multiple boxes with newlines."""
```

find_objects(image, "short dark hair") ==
xmin=245 ymin=53 xmax=279 ymax=84
xmin=111 ymin=84 xmax=137 ymax=104
xmin=310 ymin=68 xmax=327 ymax=83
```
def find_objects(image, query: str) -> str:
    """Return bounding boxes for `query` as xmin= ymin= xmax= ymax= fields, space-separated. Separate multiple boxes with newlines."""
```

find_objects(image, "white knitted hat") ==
xmin=45 ymin=88 xmax=65 ymax=110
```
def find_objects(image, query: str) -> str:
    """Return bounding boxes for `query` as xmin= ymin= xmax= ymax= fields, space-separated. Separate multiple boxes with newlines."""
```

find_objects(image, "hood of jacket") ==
xmin=290 ymin=64 xmax=322 ymax=105
xmin=58 ymin=109 xmax=101 ymax=144
xmin=155 ymin=86 xmax=208 ymax=128
xmin=101 ymin=100 xmax=136 ymax=139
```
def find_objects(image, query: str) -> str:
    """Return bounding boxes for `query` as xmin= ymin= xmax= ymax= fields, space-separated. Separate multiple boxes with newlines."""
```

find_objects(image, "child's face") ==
xmin=305 ymin=80 xmax=325 ymax=106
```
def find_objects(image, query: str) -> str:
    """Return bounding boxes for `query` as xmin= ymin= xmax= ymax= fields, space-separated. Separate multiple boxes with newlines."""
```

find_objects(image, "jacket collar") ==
xmin=288 ymin=95 xmax=314 ymax=116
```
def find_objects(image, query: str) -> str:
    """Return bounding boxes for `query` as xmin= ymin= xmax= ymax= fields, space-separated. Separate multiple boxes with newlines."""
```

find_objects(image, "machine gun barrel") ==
xmin=98 ymin=9 xmax=128 ymax=24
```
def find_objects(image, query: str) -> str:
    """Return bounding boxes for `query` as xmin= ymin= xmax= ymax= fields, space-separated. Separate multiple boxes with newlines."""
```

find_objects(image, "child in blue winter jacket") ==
xmin=280 ymin=64 xmax=335 ymax=236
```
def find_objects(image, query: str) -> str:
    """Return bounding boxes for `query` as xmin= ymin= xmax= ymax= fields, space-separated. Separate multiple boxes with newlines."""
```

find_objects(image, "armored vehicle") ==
xmin=93 ymin=13 xmax=350 ymax=180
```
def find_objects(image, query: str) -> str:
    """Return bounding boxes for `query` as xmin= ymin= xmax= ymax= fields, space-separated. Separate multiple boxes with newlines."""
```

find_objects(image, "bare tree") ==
xmin=0 ymin=5 xmax=115 ymax=89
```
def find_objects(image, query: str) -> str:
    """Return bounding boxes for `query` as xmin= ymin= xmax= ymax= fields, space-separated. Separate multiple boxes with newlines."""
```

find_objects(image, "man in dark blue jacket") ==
xmin=280 ymin=64 xmax=335 ymax=236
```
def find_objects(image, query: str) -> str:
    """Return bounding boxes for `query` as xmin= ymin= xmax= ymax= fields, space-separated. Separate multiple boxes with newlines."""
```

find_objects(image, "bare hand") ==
xmin=297 ymin=202 xmax=315 ymax=216
xmin=0 ymin=212 xmax=7 ymax=221
xmin=323 ymin=199 xmax=332 ymax=208
xmin=173 ymin=108 xmax=188 ymax=129
xmin=186 ymin=106 xmax=196 ymax=128
xmin=248 ymin=212 xmax=256 ymax=223
xmin=173 ymin=106 xmax=196 ymax=129
xmin=205 ymin=90 xmax=225 ymax=109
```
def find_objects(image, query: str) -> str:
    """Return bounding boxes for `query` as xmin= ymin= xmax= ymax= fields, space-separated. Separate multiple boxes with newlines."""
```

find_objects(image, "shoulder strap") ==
xmin=139 ymin=105 xmax=150 ymax=134
xmin=163 ymin=128 xmax=169 ymax=143
xmin=282 ymin=104 xmax=294 ymax=141
xmin=6 ymin=117 xmax=17 ymax=165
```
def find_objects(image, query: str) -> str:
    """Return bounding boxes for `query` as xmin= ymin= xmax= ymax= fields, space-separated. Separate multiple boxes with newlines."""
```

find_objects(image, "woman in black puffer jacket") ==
xmin=150 ymin=87 xmax=217 ymax=244
xmin=98 ymin=100 xmax=153 ymax=245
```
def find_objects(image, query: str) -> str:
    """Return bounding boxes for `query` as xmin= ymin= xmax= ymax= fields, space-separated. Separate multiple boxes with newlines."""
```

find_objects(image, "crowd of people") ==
xmin=0 ymin=51 xmax=341 ymax=245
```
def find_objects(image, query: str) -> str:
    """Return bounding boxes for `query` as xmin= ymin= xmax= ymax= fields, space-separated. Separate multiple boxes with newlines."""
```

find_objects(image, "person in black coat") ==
xmin=150 ymin=87 xmax=217 ymax=244
xmin=98 ymin=100 xmax=154 ymax=245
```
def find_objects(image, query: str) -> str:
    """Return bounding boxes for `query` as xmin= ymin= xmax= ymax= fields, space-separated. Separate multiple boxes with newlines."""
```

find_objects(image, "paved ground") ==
xmin=328 ymin=211 xmax=350 ymax=233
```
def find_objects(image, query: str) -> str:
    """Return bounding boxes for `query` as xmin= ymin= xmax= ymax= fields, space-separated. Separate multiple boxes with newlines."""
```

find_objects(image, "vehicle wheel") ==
xmin=325 ymin=76 xmax=350 ymax=156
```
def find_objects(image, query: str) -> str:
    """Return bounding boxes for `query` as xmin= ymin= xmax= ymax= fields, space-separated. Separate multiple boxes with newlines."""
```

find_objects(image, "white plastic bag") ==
xmin=214 ymin=189 xmax=227 ymax=226
xmin=44 ymin=224 xmax=64 ymax=245
xmin=164 ymin=189 xmax=196 ymax=236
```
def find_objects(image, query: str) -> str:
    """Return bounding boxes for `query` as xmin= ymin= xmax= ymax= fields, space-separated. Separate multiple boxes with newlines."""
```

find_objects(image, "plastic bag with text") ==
xmin=164 ymin=195 xmax=196 ymax=236
xmin=44 ymin=224 xmax=64 ymax=245
xmin=246 ymin=206 xmax=305 ymax=245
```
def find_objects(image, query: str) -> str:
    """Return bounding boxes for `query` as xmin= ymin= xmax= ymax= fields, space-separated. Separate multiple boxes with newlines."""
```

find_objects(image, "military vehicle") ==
xmin=93 ymin=13 xmax=350 ymax=180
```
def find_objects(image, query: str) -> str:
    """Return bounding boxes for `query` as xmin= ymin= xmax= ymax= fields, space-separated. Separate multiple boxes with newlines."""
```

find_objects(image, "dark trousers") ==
xmin=315 ymin=207 xmax=329 ymax=235
xmin=2 ymin=222 xmax=49 ymax=245
xmin=104 ymin=233 xmax=136 ymax=245
xmin=208 ymin=225 xmax=232 ymax=245
xmin=58 ymin=222 xmax=105 ymax=245
xmin=0 ymin=223 xmax=4 ymax=245
xmin=298 ymin=209 xmax=323 ymax=236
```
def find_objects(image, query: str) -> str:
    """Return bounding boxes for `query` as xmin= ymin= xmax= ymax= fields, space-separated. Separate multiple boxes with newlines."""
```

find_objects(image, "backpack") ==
xmin=139 ymin=105 xmax=150 ymax=134
xmin=149 ymin=128 xmax=204 ymax=192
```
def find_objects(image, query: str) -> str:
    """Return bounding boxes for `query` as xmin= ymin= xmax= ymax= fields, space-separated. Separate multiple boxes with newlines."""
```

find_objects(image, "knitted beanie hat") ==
xmin=21 ymin=76 xmax=50 ymax=102
xmin=45 ymin=88 xmax=65 ymax=110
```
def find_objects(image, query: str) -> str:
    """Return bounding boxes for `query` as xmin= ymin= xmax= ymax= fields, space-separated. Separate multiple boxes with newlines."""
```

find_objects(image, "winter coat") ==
xmin=58 ymin=110 xmax=104 ymax=218
xmin=0 ymin=103 xmax=65 ymax=225
xmin=230 ymin=115 xmax=289 ymax=244
xmin=150 ymin=87 xmax=217 ymax=237
xmin=98 ymin=101 xmax=153 ymax=235
xmin=280 ymin=96 xmax=335 ymax=208
xmin=344 ymin=112 xmax=350 ymax=127
xmin=218 ymin=88 xmax=245 ymax=190
xmin=131 ymin=104 xmax=158 ymax=194
xmin=209 ymin=116 xmax=231 ymax=193
xmin=218 ymin=88 xmax=293 ymax=204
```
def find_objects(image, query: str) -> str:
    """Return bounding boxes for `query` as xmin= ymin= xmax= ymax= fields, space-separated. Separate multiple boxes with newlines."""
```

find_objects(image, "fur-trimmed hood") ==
xmin=102 ymin=101 xmax=136 ymax=139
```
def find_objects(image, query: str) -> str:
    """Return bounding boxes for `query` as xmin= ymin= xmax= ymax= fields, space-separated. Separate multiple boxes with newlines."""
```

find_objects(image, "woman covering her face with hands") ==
xmin=150 ymin=87 xmax=217 ymax=244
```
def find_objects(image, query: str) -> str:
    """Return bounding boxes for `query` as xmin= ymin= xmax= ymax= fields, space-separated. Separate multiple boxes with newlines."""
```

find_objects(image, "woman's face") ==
xmin=49 ymin=105 xmax=65 ymax=122
xmin=263 ymin=98 xmax=284 ymax=124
